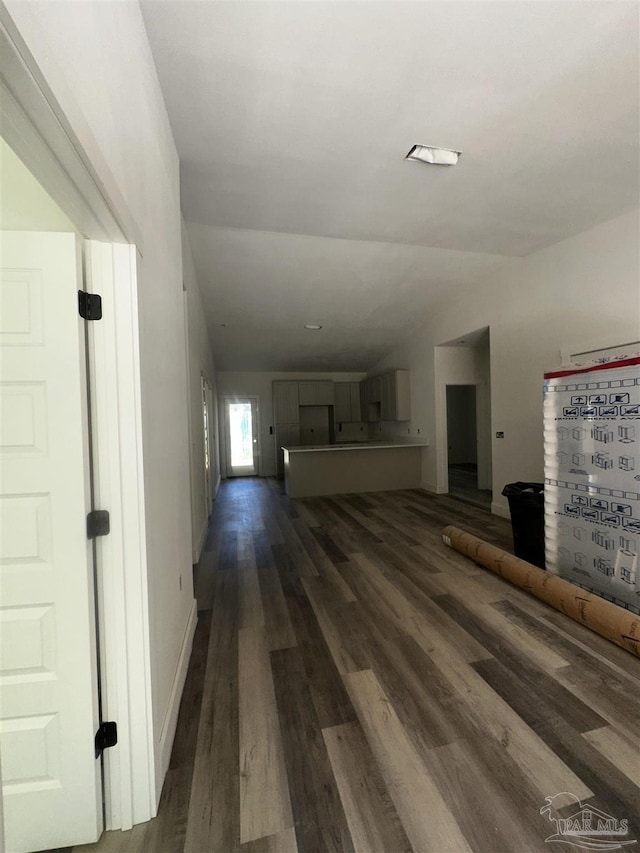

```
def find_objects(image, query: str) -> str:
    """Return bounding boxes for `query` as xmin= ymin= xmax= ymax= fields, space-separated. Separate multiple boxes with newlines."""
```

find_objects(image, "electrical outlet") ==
xmin=179 ymin=574 xmax=182 ymax=591
xmin=417 ymin=428 xmax=420 ymax=435
xmin=496 ymin=431 xmax=504 ymax=439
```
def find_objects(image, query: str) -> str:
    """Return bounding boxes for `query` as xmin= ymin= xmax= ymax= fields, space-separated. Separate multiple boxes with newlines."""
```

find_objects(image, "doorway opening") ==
xmin=224 ymin=397 xmax=259 ymax=476
xmin=446 ymin=385 xmax=488 ymax=507
xmin=436 ymin=326 xmax=492 ymax=509
xmin=446 ymin=384 xmax=477 ymax=485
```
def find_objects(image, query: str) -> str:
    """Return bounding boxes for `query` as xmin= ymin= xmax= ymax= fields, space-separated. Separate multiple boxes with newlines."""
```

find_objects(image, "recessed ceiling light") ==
xmin=304 ymin=324 xmax=323 ymax=330
xmin=405 ymin=144 xmax=461 ymax=166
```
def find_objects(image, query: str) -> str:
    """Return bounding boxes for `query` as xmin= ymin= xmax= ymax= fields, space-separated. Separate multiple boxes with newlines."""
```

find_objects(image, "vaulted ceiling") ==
xmin=141 ymin=1 xmax=639 ymax=371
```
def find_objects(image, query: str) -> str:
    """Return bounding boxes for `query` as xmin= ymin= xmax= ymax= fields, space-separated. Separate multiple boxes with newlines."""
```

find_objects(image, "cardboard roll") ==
xmin=442 ymin=525 xmax=640 ymax=658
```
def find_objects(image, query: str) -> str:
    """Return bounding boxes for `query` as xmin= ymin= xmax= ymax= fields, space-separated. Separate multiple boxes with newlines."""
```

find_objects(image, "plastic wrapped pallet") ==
xmin=543 ymin=353 xmax=640 ymax=614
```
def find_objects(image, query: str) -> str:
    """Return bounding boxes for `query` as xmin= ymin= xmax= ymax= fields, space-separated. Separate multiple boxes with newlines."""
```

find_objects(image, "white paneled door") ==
xmin=0 ymin=232 xmax=102 ymax=852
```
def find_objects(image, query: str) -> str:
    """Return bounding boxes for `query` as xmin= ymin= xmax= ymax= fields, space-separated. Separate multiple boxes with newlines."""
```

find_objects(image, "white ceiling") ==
xmin=141 ymin=1 xmax=640 ymax=372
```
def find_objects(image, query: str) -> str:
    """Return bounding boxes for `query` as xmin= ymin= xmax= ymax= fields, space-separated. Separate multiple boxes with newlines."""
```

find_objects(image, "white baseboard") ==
xmin=193 ymin=516 xmax=208 ymax=564
xmin=421 ymin=480 xmax=447 ymax=494
xmin=491 ymin=500 xmax=511 ymax=520
xmin=155 ymin=600 xmax=198 ymax=804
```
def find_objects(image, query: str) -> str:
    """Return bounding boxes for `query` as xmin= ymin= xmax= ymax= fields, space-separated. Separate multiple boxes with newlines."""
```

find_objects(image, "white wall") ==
xmin=216 ymin=371 xmax=366 ymax=476
xmin=182 ymin=221 xmax=218 ymax=562
xmin=5 ymin=0 xmax=198 ymax=803
xmin=371 ymin=209 xmax=640 ymax=516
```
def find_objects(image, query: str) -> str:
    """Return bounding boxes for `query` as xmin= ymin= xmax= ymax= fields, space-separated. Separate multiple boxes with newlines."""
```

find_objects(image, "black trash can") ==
xmin=501 ymin=482 xmax=545 ymax=569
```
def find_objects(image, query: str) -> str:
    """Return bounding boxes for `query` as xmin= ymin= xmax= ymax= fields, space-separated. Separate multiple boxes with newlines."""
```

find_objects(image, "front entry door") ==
xmin=224 ymin=397 xmax=259 ymax=477
xmin=0 ymin=232 xmax=102 ymax=851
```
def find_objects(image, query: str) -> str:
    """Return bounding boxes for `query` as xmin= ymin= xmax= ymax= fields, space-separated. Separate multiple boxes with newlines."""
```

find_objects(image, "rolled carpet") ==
xmin=442 ymin=525 xmax=640 ymax=658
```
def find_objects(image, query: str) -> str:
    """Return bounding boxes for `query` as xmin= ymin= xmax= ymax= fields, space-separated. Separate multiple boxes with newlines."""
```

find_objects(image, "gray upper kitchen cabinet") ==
xmin=360 ymin=375 xmax=382 ymax=422
xmin=380 ymin=372 xmax=394 ymax=420
xmin=380 ymin=370 xmax=410 ymax=420
xmin=359 ymin=377 xmax=370 ymax=420
xmin=298 ymin=380 xmax=334 ymax=406
xmin=349 ymin=382 xmax=362 ymax=422
xmin=334 ymin=382 xmax=362 ymax=423
xmin=360 ymin=370 xmax=410 ymax=421
xmin=390 ymin=370 xmax=411 ymax=421
xmin=334 ymin=382 xmax=351 ymax=422
xmin=370 ymin=375 xmax=382 ymax=406
xmin=273 ymin=381 xmax=300 ymax=424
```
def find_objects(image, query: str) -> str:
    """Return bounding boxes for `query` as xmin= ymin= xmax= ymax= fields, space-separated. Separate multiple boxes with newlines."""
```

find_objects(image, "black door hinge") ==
xmin=95 ymin=721 xmax=117 ymax=758
xmin=78 ymin=290 xmax=102 ymax=320
xmin=87 ymin=510 xmax=110 ymax=539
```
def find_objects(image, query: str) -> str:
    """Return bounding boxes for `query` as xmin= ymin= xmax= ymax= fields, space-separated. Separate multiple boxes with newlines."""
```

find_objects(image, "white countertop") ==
xmin=282 ymin=441 xmax=428 ymax=453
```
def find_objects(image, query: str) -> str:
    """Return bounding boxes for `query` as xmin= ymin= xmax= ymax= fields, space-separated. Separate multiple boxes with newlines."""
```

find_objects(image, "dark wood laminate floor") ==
xmin=75 ymin=478 xmax=640 ymax=853
xmin=448 ymin=464 xmax=492 ymax=510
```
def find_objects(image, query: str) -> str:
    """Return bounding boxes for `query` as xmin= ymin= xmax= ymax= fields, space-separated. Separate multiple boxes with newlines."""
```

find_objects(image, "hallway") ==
xmin=447 ymin=463 xmax=492 ymax=511
xmin=73 ymin=479 xmax=640 ymax=853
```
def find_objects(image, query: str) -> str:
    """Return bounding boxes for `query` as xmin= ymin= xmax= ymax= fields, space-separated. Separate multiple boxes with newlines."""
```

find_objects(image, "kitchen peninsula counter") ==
xmin=282 ymin=441 xmax=427 ymax=498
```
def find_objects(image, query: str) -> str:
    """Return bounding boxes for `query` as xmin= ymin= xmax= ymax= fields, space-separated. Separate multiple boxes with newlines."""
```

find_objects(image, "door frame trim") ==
xmin=86 ymin=242 xmax=155 ymax=829
xmin=0 ymin=9 xmax=155 ymax=832
xmin=0 ymin=4 xmax=141 ymax=249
